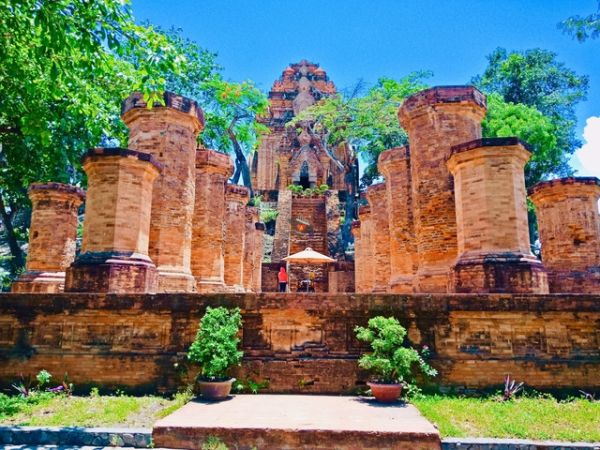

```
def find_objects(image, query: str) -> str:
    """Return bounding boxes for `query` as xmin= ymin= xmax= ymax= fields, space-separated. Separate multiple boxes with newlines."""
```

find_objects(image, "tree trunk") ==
xmin=0 ymin=194 xmax=26 ymax=276
xmin=341 ymin=159 xmax=358 ymax=252
xmin=227 ymin=129 xmax=254 ymax=198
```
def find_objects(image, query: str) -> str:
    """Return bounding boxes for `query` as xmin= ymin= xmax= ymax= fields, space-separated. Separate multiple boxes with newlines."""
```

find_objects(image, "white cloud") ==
xmin=572 ymin=116 xmax=600 ymax=177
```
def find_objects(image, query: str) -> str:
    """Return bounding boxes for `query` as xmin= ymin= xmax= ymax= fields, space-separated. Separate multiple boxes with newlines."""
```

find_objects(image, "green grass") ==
xmin=413 ymin=394 xmax=600 ymax=442
xmin=0 ymin=389 xmax=193 ymax=428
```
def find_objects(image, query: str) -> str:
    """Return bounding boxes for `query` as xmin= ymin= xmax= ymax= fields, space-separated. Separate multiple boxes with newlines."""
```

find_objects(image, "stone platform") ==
xmin=152 ymin=394 xmax=441 ymax=450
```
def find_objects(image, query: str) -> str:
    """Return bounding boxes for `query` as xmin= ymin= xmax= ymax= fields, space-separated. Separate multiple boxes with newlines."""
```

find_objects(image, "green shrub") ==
xmin=354 ymin=316 xmax=437 ymax=386
xmin=187 ymin=307 xmax=243 ymax=381
xmin=260 ymin=208 xmax=279 ymax=223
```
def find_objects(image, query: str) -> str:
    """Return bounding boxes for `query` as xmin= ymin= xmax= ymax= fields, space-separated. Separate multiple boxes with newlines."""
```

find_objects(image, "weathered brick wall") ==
xmin=12 ymin=183 xmax=84 ymax=294
xmin=261 ymin=262 xmax=283 ymax=292
xmin=399 ymin=86 xmax=487 ymax=293
xmin=447 ymin=138 xmax=548 ymax=294
xmin=354 ymin=206 xmax=374 ymax=293
xmin=64 ymin=148 xmax=161 ymax=294
xmin=529 ymin=177 xmax=600 ymax=294
xmin=288 ymin=196 xmax=329 ymax=292
xmin=223 ymin=185 xmax=249 ymax=292
xmin=378 ymin=146 xmax=416 ymax=293
xmin=366 ymin=183 xmax=391 ymax=293
xmin=1 ymin=293 xmax=598 ymax=394
xmin=122 ymin=92 xmax=203 ymax=293
xmin=191 ymin=149 xmax=233 ymax=293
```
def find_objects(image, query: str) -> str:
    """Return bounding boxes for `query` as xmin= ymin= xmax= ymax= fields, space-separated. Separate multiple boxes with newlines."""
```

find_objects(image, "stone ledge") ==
xmin=450 ymin=137 xmax=532 ymax=155
xmin=82 ymin=148 xmax=163 ymax=171
xmin=399 ymin=85 xmax=487 ymax=120
xmin=28 ymin=183 xmax=86 ymax=200
xmin=442 ymin=437 xmax=600 ymax=449
xmin=0 ymin=426 xmax=151 ymax=448
xmin=121 ymin=91 xmax=205 ymax=127
xmin=528 ymin=176 xmax=600 ymax=196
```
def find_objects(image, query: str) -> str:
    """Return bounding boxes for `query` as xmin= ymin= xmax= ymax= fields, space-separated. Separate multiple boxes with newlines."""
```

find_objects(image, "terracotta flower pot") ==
xmin=197 ymin=378 xmax=235 ymax=401
xmin=367 ymin=382 xmax=402 ymax=403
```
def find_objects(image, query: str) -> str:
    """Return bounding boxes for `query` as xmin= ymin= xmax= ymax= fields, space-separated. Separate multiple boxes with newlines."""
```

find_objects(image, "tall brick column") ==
xmin=12 ymin=183 xmax=85 ymax=293
xmin=191 ymin=149 xmax=233 ymax=292
xmin=253 ymin=222 xmax=265 ymax=293
xmin=378 ymin=146 xmax=416 ymax=293
xmin=243 ymin=206 xmax=260 ymax=292
xmin=65 ymin=148 xmax=161 ymax=293
xmin=121 ymin=92 xmax=204 ymax=292
xmin=447 ymin=138 xmax=548 ymax=293
xmin=223 ymin=184 xmax=249 ymax=292
xmin=366 ymin=183 xmax=391 ymax=293
xmin=354 ymin=205 xmax=374 ymax=293
xmin=529 ymin=177 xmax=600 ymax=293
xmin=399 ymin=86 xmax=487 ymax=292
xmin=351 ymin=220 xmax=363 ymax=292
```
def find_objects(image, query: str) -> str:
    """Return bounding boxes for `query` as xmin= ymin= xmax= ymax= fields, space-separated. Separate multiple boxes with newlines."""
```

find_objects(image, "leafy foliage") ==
xmin=0 ymin=2 xmax=219 ymax=277
xmin=287 ymin=183 xmax=329 ymax=197
xmin=473 ymin=48 xmax=589 ymax=182
xmin=483 ymin=94 xmax=558 ymax=187
xmin=354 ymin=316 xmax=437 ymax=385
xmin=559 ymin=1 xmax=600 ymax=41
xmin=187 ymin=307 xmax=243 ymax=380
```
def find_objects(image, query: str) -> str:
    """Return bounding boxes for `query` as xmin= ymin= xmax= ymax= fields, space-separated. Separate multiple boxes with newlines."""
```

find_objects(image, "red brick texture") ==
xmin=398 ymin=86 xmax=487 ymax=293
xmin=529 ymin=177 xmax=600 ymax=293
xmin=223 ymin=185 xmax=250 ymax=292
xmin=447 ymin=138 xmax=548 ymax=294
xmin=1 ymin=292 xmax=597 ymax=394
xmin=12 ymin=183 xmax=85 ymax=293
xmin=64 ymin=148 xmax=161 ymax=294
xmin=122 ymin=92 xmax=204 ymax=293
xmin=191 ymin=149 xmax=233 ymax=293
xmin=378 ymin=146 xmax=416 ymax=293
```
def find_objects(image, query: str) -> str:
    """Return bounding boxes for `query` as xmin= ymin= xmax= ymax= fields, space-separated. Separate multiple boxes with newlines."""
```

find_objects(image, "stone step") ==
xmin=152 ymin=394 xmax=441 ymax=450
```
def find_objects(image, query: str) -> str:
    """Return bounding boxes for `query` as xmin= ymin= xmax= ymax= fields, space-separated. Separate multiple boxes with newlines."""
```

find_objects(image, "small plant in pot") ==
xmin=187 ymin=306 xmax=243 ymax=401
xmin=354 ymin=316 xmax=437 ymax=403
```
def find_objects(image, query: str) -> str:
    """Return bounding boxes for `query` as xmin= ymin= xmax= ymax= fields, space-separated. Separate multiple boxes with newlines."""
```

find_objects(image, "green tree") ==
xmin=473 ymin=48 xmax=589 ymax=181
xmin=0 ymin=1 xmax=207 ymax=276
xmin=483 ymin=94 xmax=558 ymax=187
xmin=288 ymin=72 xmax=430 ymax=248
xmin=559 ymin=1 xmax=600 ymax=41
xmin=200 ymin=79 xmax=269 ymax=197
xmin=483 ymin=94 xmax=560 ymax=249
xmin=153 ymin=28 xmax=268 ymax=197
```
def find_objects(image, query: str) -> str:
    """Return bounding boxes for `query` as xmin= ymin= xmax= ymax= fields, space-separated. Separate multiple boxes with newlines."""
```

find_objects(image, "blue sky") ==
xmin=132 ymin=0 xmax=600 ymax=176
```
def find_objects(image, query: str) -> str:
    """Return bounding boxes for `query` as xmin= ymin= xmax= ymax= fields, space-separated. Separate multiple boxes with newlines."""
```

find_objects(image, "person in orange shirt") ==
xmin=278 ymin=266 xmax=288 ymax=292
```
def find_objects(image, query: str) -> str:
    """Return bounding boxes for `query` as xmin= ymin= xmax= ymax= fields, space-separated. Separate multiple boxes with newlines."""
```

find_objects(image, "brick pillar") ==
xmin=243 ymin=206 xmax=259 ymax=292
xmin=65 ymin=148 xmax=161 ymax=293
xmin=191 ymin=149 xmax=233 ymax=292
xmin=11 ymin=183 xmax=85 ymax=293
xmin=366 ymin=183 xmax=391 ymax=293
xmin=253 ymin=222 xmax=265 ymax=293
xmin=121 ymin=92 xmax=204 ymax=292
xmin=529 ymin=177 xmax=600 ymax=293
xmin=399 ymin=86 xmax=487 ymax=293
xmin=351 ymin=220 xmax=363 ymax=292
xmin=355 ymin=205 xmax=374 ymax=293
xmin=378 ymin=146 xmax=416 ymax=293
xmin=223 ymin=184 xmax=249 ymax=291
xmin=447 ymin=138 xmax=548 ymax=293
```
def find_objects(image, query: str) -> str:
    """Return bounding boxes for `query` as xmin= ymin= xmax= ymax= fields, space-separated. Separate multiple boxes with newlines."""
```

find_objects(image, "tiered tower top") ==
xmin=265 ymin=60 xmax=337 ymax=127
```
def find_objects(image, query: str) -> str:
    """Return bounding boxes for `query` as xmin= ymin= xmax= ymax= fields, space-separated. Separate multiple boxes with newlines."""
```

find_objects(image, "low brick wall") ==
xmin=0 ymin=293 xmax=598 ymax=394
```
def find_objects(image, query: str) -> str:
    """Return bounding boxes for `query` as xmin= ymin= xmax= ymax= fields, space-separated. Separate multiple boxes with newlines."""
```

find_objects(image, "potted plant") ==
xmin=354 ymin=316 xmax=436 ymax=403
xmin=187 ymin=306 xmax=243 ymax=401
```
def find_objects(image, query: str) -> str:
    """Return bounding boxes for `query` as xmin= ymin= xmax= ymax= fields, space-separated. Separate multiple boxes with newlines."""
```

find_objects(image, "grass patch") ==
xmin=413 ymin=394 xmax=600 ymax=442
xmin=0 ymin=390 xmax=193 ymax=428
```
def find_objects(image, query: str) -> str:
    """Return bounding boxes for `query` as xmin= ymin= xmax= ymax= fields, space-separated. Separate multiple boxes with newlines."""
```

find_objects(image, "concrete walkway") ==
xmin=153 ymin=394 xmax=441 ymax=450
